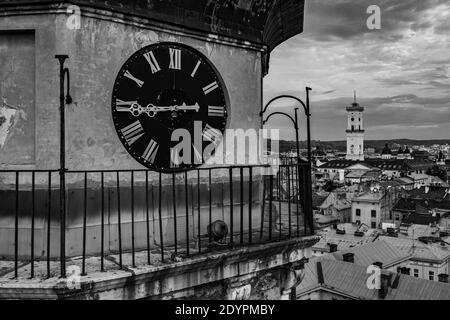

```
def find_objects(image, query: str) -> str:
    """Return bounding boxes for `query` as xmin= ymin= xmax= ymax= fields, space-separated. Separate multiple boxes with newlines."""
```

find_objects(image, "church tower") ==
xmin=346 ymin=92 xmax=365 ymax=161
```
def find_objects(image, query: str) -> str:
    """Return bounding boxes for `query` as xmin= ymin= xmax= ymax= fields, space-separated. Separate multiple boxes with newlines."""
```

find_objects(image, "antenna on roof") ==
xmin=354 ymin=90 xmax=357 ymax=103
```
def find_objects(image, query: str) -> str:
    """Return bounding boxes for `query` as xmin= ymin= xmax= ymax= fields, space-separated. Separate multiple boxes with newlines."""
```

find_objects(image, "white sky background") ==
xmin=263 ymin=0 xmax=450 ymax=141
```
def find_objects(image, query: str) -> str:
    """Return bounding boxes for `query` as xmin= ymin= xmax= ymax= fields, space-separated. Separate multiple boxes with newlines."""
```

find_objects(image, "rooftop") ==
xmin=313 ymin=223 xmax=379 ymax=252
xmin=333 ymin=240 xmax=412 ymax=268
xmin=297 ymin=259 xmax=450 ymax=300
xmin=377 ymin=235 xmax=450 ymax=263
xmin=408 ymin=186 xmax=448 ymax=201
xmin=353 ymin=191 xmax=385 ymax=202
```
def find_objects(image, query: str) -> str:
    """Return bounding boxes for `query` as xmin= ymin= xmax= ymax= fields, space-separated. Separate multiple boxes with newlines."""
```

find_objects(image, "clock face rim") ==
xmin=111 ymin=42 xmax=230 ymax=173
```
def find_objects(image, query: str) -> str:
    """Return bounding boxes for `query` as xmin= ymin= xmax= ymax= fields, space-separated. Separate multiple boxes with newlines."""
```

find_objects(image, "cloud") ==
xmin=263 ymin=0 xmax=450 ymax=140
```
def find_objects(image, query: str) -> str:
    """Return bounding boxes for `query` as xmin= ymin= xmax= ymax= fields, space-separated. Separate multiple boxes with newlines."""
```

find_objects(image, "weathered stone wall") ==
xmin=0 ymin=9 xmax=263 ymax=171
xmin=0 ymin=8 xmax=265 ymax=258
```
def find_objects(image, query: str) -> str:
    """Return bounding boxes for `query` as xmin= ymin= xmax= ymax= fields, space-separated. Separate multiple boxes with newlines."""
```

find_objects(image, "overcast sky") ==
xmin=263 ymin=0 xmax=450 ymax=141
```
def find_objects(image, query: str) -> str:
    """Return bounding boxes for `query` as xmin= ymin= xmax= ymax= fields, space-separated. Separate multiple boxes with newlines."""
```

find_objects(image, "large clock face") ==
xmin=112 ymin=43 xmax=228 ymax=172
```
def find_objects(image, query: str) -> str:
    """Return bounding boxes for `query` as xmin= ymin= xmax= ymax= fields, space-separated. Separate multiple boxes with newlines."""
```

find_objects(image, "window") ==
xmin=413 ymin=269 xmax=419 ymax=277
xmin=429 ymin=271 xmax=434 ymax=281
xmin=371 ymin=222 xmax=377 ymax=229
xmin=371 ymin=210 xmax=377 ymax=218
xmin=356 ymin=209 xmax=361 ymax=217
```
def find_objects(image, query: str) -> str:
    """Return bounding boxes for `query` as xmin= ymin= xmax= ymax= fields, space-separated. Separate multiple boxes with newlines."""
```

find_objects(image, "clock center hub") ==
xmin=140 ymin=87 xmax=197 ymax=130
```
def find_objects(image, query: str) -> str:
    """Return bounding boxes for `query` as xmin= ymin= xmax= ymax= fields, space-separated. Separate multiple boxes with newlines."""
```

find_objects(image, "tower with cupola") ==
xmin=346 ymin=92 xmax=365 ymax=161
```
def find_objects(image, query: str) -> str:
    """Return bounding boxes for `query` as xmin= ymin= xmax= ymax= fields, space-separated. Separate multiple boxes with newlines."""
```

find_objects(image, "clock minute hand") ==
xmin=172 ymin=103 xmax=200 ymax=113
xmin=116 ymin=103 xmax=200 ymax=118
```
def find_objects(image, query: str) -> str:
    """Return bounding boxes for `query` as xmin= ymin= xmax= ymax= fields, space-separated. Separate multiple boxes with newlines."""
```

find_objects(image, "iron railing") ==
xmin=0 ymin=163 xmax=313 ymax=279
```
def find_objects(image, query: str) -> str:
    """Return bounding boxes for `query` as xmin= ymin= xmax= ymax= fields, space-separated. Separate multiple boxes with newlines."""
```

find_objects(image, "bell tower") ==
xmin=346 ymin=92 xmax=365 ymax=161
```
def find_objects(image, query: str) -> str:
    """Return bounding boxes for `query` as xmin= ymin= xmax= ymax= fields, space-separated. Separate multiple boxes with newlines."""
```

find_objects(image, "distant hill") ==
xmin=278 ymin=139 xmax=450 ymax=153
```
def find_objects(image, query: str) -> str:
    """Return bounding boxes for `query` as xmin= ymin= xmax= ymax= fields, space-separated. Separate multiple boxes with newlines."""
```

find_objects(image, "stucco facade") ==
xmin=0 ymin=11 xmax=263 ymax=172
xmin=0 ymin=5 xmax=267 ymax=258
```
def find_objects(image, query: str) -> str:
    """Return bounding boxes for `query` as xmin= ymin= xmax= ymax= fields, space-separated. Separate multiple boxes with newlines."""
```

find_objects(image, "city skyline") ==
xmin=264 ymin=0 xmax=450 ymax=141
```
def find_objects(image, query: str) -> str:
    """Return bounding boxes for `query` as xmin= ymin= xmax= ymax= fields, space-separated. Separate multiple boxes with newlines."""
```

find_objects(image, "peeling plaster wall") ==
xmin=0 ymin=12 xmax=263 ymax=171
xmin=58 ymin=15 xmax=262 ymax=171
xmin=0 ymin=32 xmax=36 ymax=166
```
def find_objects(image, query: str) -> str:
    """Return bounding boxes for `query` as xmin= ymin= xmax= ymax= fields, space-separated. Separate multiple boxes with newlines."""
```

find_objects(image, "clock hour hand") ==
xmin=116 ymin=103 xmax=171 ymax=117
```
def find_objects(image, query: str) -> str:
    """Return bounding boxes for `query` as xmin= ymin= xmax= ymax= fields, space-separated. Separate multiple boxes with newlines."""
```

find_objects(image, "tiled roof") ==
xmin=313 ymin=224 xmax=378 ymax=252
xmin=409 ymin=187 xmax=448 ymax=200
xmin=365 ymin=159 xmax=407 ymax=171
xmin=397 ymin=177 xmax=415 ymax=185
xmin=393 ymin=198 xmax=418 ymax=211
xmin=319 ymin=192 xmax=351 ymax=211
xmin=318 ymin=160 xmax=355 ymax=169
xmin=405 ymin=159 xmax=435 ymax=169
xmin=403 ymin=213 xmax=441 ymax=225
xmin=318 ymin=159 xmax=435 ymax=172
xmin=333 ymin=240 xmax=411 ymax=268
xmin=297 ymin=259 xmax=450 ymax=300
xmin=394 ymin=195 xmax=450 ymax=213
xmin=380 ymin=180 xmax=403 ymax=188
xmin=353 ymin=191 xmax=385 ymax=202
xmin=312 ymin=194 xmax=328 ymax=209
xmin=377 ymin=236 xmax=450 ymax=263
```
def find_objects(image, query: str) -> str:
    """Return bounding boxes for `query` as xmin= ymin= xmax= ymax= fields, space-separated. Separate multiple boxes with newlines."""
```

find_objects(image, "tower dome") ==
xmin=381 ymin=144 xmax=391 ymax=155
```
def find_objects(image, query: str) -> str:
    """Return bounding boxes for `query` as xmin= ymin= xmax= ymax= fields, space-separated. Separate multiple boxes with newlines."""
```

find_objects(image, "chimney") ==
xmin=400 ymin=267 xmax=411 ymax=276
xmin=438 ymin=274 xmax=449 ymax=283
xmin=342 ymin=252 xmax=354 ymax=263
xmin=378 ymin=271 xmax=392 ymax=299
xmin=328 ymin=243 xmax=338 ymax=253
xmin=373 ymin=261 xmax=383 ymax=269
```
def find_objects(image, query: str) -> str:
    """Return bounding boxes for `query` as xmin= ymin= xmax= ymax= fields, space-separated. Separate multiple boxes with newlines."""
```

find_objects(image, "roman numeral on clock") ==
xmin=142 ymin=139 xmax=159 ymax=163
xmin=208 ymin=106 xmax=226 ymax=117
xmin=203 ymin=124 xmax=222 ymax=143
xmin=203 ymin=81 xmax=219 ymax=95
xmin=124 ymin=71 xmax=144 ymax=87
xmin=144 ymin=51 xmax=161 ymax=74
xmin=121 ymin=121 xmax=145 ymax=146
xmin=169 ymin=48 xmax=181 ymax=70
xmin=116 ymin=99 xmax=138 ymax=112
xmin=191 ymin=60 xmax=201 ymax=78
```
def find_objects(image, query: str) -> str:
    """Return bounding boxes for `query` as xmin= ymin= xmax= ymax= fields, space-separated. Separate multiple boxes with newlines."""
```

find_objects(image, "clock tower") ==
xmin=346 ymin=92 xmax=365 ymax=161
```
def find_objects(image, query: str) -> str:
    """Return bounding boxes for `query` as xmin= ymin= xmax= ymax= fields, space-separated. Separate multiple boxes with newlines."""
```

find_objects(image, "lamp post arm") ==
xmin=263 ymin=112 xmax=297 ymax=128
xmin=261 ymin=95 xmax=308 ymax=117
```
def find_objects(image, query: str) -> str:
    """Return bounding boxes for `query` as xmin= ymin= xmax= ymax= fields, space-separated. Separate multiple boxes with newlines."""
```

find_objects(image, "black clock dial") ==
xmin=112 ymin=43 xmax=228 ymax=172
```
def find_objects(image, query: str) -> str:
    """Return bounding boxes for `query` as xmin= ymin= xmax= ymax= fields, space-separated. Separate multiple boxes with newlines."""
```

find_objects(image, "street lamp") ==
xmin=260 ymin=87 xmax=314 ymax=234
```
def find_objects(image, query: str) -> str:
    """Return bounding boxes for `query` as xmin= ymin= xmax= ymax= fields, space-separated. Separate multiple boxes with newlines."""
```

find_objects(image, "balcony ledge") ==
xmin=0 ymin=235 xmax=319 ymax=300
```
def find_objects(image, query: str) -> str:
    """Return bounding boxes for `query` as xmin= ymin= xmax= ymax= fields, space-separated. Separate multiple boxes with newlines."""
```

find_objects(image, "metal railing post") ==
xmin=55 ymin=55 xmax=71 ymax=278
